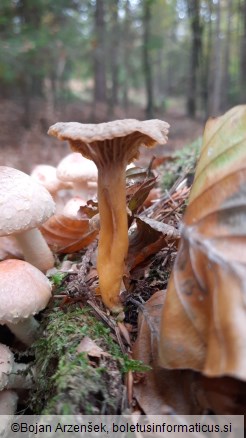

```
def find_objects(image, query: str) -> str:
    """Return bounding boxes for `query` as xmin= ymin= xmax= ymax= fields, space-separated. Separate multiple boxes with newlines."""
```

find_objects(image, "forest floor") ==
xmin=0 ymin=97 xmax=210 ymax=416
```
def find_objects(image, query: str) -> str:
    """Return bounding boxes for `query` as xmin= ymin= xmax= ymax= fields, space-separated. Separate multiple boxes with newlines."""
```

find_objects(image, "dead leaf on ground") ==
xmin=159 ymin=105 xmax=246 ymax=381
xmin=132 ymin=290 xmax=202 ymax=414
xmin=133 ymin=291 xmax=246 ymax=415
xmin=127 ymin=217 xmax=180 ymax=270
xmin=41 ymin=214 xmax=98 ymax=253
xmin=77 ymin=336 xmax=110 ymax=358
xmin=127 ymin=177 xmax=157 ymax=215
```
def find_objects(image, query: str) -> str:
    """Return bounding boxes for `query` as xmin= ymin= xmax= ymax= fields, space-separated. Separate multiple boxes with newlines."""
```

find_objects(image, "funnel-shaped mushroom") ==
xmin=48 ymin=119 xmax=169 ymax=311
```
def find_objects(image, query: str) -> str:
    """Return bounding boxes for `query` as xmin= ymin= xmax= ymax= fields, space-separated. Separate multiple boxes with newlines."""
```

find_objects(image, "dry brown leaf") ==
xmin=159 ymin=105 xmax=246 ymax=381
xmin=77 ymin=336 xmax=110 ymax=358
xmin=127 ymin=217 xmax=180 ymax=270
xmin=133 ymin=291 xmax=246 ymax=415
xmin=132 ymin=291 xmax=201 ymax=414
xmin=40 ymin=214 xmax=98 ymax=253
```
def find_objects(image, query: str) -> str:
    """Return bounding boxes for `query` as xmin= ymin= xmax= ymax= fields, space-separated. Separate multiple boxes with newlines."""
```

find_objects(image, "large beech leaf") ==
xmin=40 ymin=215 xmax=98 ymax=253
xmin=132 ymin=291 xmax=201 ymax=414
xmin=159 ymin=106 xmax=246 ymax=381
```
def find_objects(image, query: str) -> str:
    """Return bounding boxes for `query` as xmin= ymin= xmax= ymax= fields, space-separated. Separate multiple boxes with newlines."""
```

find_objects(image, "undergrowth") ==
xmin=161 ymin=137 xmax=202 ymax=190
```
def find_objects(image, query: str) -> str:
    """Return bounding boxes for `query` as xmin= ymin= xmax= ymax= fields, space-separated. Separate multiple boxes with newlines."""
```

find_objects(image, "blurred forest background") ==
xmin=0 ymin=0 xmax=246 ymax=172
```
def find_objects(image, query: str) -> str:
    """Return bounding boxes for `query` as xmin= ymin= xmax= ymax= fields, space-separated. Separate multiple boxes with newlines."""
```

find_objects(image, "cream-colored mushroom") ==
xmin=57 ymin=152 xmax=98 ymax=198
xmin=0 ymin=166 xmax=55 ymax=272
xmin=48 ymin=119 xmax=169 ymax=311
xmin=0 ymin=390 xmax=18 ymax=415
xmin=0 ymin=343 xmax=33 ymax=390
xmin=0 ymin=259 xmax=52 ymax=345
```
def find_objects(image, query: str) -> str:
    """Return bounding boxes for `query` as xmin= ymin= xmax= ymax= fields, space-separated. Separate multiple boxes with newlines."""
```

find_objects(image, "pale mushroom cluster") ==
xmin=0 ymin=166 xmax=55 ymax=411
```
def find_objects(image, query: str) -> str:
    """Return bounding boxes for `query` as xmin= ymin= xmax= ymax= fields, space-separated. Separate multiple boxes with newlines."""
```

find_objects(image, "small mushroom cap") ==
xmin=31 ymin=164 xmax=71 ymax=194
xmin=0 ymin=259 xmax=52 ymax=324
xmin=62 ymin=196 xmax=86 ymax=219
xmin=0 ymin=166 xmax=55 ymax=236
xmin=57 ymin=153 xmax=98 ymax=183
xmin=0 ymin=390 xmax=18 ymax=414
xmin=0 ymin=344 xmax=14 ymax=390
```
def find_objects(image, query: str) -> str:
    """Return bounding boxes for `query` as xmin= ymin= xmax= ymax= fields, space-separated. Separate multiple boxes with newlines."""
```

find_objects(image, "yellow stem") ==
xmin=97 ymin=164 xmax=128 ymax=311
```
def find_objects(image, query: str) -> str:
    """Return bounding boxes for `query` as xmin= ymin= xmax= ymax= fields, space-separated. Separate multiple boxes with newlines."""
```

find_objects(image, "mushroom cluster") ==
xmin=48 ymin=119 xmax=169 ymax=311
xmin=0 ymin=166 xmax=56 ymax=412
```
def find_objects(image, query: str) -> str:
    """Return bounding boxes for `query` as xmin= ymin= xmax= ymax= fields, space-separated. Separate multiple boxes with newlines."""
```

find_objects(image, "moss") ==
xmin=161 ymin=137 xmax=202 ymax=190
xmin=30 ymin=304 xmax=148 ymax=414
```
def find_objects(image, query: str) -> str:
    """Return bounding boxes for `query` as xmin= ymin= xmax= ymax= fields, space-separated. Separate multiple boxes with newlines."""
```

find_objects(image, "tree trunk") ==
xmin=208 ymin=0 xmax=223 ymax=116
xmin=186 ymin=0 xmax=203 ymax=118
xmin=220 ymin=0 xmax=233 ymax=111
xmin=93 ymin=0 xmax=107 ymax=104
xmin=201 ymin=0 xmax=213 ymax=119
xmin=240 ymin=0 xmax=246 ymax=102
xmin=122 ymin=0 xmax=131 ymax=111
xmin=143 ymin=0 xmax=154 ymax=118
xmin=109 ymin=0 xmax=120 ymax=115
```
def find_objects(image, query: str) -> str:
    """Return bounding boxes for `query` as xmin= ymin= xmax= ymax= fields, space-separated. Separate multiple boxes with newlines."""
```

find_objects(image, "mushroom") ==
xmin=0 ymin=343 xmax=33 ymax=390
xmin=0 ymin=166 xmax=55 ymax=272
xmin=0 ymin=259 xmax=52 ymax=345
xmin=30 ymin=164 xmax=72 ymax=213
xmin=48 ymin=119 xmax=169 ymax=311
xmin=0 ymin=390 xmax=18 ymax=415
xmin=62 ymin=196 xmax=87 ymax=219
xmin=56 ymin=152 xmax=98 ymax=198
xmin=30 ymin=164 xmax=72 ymax=195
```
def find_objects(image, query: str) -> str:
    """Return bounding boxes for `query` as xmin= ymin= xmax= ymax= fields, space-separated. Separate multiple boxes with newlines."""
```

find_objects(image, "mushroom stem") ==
xmin=6 ymin=317 xmax=40 ymax=346
xmin=14 ymin=228 xmax=54 ymax=272
xmin=97 ymin=163 xmax=128 ymax=311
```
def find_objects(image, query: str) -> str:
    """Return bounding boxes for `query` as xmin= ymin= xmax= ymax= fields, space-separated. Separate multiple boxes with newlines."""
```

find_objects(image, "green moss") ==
xmin=31 ymin=305 xmax=148 ymax=414
xmin=161 ymin=137 xmax=202 ymax=190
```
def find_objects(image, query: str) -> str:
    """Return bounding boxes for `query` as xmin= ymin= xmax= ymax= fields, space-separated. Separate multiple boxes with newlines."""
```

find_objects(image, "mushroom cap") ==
xmin=0 ymin=166 xmax=55 ymax=236
xmin=49 ymin=119 xmax=169 ymax=144
xmin=31 ymin=164 xmax=71 ymax=194
xmin=48 ymin=119 xmax=170 ymax=166
xmin=0 ymin=344 xmax=14 ymax=390
xmin=0 ymin=259 xmax=52 ymax=324
xmin=56 ymin=153 xmax=98 ymax=183
xmin=0 ymin=390 xmax=18 ymax=414
xmin=62 ymin=196 xmax=86 ymax=219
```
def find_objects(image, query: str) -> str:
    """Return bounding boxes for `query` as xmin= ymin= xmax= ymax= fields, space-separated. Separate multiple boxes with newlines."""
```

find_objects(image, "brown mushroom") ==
xmin=48 ymin=119 xmax=169 ymax=311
